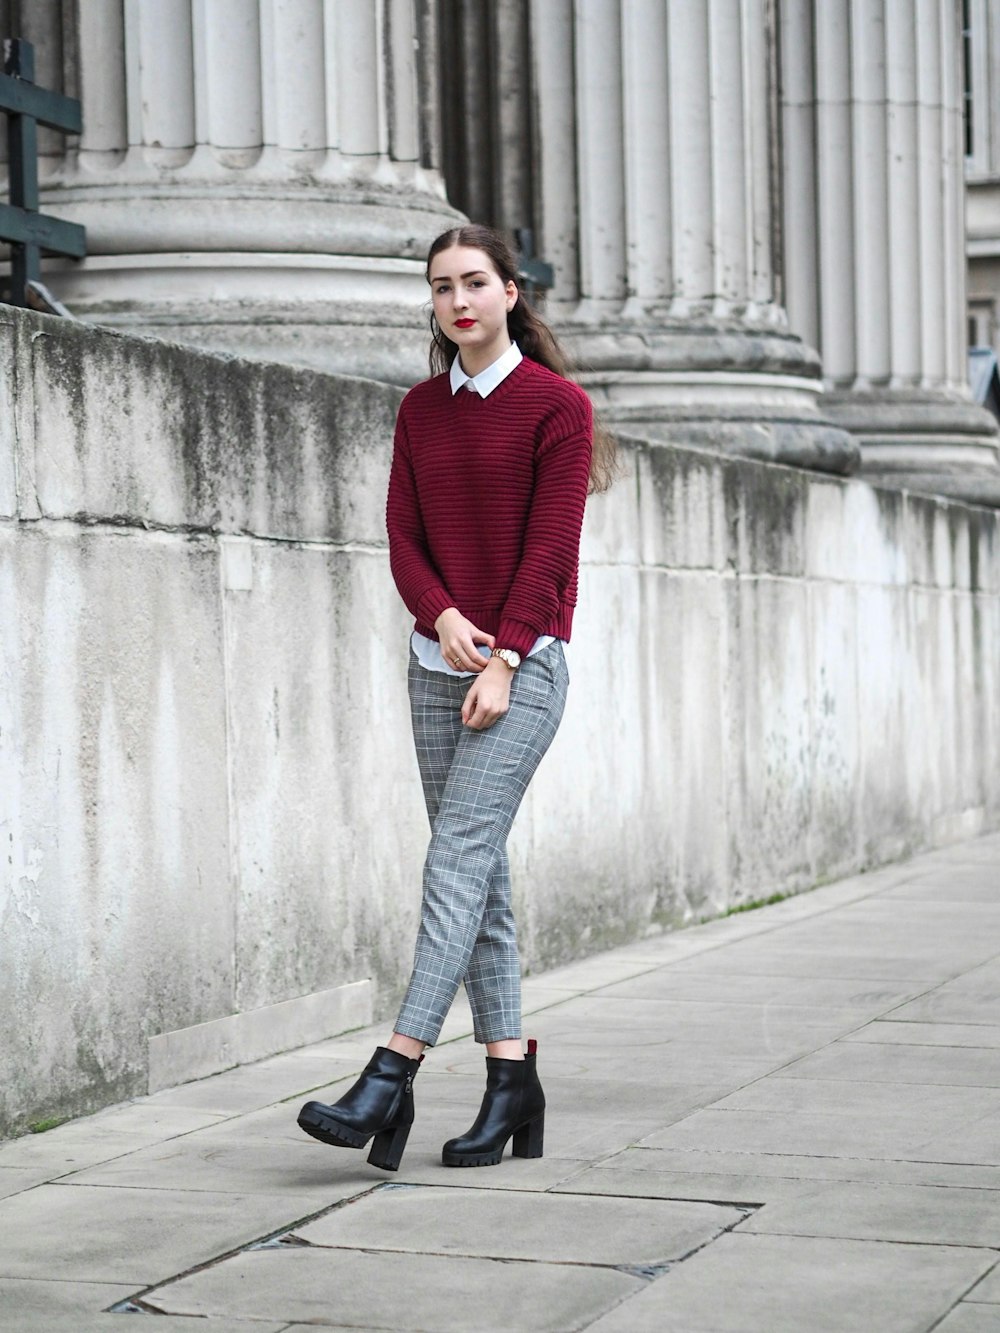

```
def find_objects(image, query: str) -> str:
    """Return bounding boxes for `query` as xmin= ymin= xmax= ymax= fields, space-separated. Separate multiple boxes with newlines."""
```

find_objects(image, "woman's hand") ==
xmin=462 ymin=658 xmax=513 ymax=730
xmin=434 ymin=607 xmax=495 ymax=673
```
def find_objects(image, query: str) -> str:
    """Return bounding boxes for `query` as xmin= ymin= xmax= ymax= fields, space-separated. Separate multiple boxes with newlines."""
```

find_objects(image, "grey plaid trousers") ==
xmin=394 ymin=641 xmax=569 ymax=1045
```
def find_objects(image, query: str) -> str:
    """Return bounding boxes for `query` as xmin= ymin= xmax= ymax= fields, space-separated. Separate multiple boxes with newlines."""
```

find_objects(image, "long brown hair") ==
xmin=426 ymin=224 xmax=619 ymax=494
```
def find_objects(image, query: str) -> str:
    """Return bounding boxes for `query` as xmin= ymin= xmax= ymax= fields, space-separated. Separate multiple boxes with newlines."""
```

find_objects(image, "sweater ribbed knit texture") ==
xmin=386 ymin=357 xmax=593 ymax=658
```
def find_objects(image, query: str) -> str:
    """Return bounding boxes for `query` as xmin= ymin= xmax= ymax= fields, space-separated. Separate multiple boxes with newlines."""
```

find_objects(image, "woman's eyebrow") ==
xmin=430 ymin=270 xmax=489 ymax=283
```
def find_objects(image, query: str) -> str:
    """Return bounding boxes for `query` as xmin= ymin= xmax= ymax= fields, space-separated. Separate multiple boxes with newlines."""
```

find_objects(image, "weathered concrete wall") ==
xmin=2 ymin=307 xmax=998 ymax=1137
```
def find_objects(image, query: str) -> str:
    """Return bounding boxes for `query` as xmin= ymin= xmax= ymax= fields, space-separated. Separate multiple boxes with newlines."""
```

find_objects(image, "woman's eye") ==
xmin=435 ymin=285 xmax=450 ymax=295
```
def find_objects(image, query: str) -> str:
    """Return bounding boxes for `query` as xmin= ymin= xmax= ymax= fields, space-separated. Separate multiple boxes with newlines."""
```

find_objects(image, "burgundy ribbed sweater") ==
xmin=386 ymin=357 xmax=593 ymax=658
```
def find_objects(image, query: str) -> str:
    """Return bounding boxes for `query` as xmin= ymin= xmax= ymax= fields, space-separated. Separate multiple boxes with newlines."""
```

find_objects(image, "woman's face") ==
xmin=429 ymin=245 xmax=517 ymax=368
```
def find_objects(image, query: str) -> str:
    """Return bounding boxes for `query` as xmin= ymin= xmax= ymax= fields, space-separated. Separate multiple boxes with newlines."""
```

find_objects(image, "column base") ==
xmin=825 ymin=389 xmax=1000 ymax=507
xmin=33 ymin=175 xmax=462 ymax=385
xmin=41 ymin=252 xmax=437 ymax=385
xmin=562 ymin=315 xmax=861 ymax=477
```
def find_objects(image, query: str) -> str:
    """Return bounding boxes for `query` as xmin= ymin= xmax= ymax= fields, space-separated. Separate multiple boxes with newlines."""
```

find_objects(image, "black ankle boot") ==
xmin=441 ymin=1038 xmax=545 ymax=1167
xmin=297 ymin=1046 xmax=422 ymax=1172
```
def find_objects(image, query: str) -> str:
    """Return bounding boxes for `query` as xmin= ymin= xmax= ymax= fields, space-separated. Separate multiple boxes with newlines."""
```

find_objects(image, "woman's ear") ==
xmin=506 ymin=280 xmax=518 ymax=311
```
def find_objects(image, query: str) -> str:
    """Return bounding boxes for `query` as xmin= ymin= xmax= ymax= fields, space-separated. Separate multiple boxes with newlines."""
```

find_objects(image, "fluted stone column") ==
xmin=781 ymin=0 xmax=1000 ymax=504
xmin=529 ymin=0 xmax=858 ymax=475
xmin=965 ymin=0 xmax=1000 ymax=356
xmin=31 ymin=0 xmax=460 ymax=383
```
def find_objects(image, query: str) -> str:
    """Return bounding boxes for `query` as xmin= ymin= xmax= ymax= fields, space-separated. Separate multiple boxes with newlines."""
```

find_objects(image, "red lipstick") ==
xmin=454 ymin=319 xmax=476 ymax=329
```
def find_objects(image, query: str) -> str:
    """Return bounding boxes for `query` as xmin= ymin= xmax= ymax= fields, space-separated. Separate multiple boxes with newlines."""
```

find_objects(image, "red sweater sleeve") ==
xmin=386 ymin=408 xmax=455 ymax=627
xmin=496 ymin=390 xmax=593 ymax=656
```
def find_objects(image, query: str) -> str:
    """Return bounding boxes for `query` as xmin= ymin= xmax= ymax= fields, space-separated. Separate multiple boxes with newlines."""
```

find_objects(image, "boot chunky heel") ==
xmin=368 ymin=1119 xmax=412 ymax=1171
xmin=442 ymin=1038 xmax=545 ymax=1168
xmin=511 ymin=1111 xmax=544 ymax=1159
xmin=298 ymin=1046 xmax=421 ymax=1173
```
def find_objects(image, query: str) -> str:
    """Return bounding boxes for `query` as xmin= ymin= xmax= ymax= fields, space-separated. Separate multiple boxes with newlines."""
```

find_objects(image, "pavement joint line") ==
xmin=578 ymin=1165 xmax=1000 ymax=1194
xmin=927 ymin=1281 xmax=1000 ymax=1333
xmin=745 ymin=1231 xmax=1000 ymax=1253
xmin=614 ymin=1261 xmax=674 ymax=1280
xmin=712 ymin=1073 xmax=1000 ymax=1091
xmin=560 ymin=1186 xmax=768 ymax=1210
xmin=614 ymin=1146 xmax=981 ymax=1166
xmin=285 ymin=1245 xmax=704 ymax=1271
xmin=963 ymin=1259 xmax=1000 ymax=1305
xmin=107 ymin=1181 xmax=384 ymax=1315
xmin=109 ymin=1185 xmax=758 ymax=1316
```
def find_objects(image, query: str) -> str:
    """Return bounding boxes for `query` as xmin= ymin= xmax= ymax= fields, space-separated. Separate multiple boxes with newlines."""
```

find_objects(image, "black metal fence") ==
xmin=0 ymin=37 xmax=85 ymax=307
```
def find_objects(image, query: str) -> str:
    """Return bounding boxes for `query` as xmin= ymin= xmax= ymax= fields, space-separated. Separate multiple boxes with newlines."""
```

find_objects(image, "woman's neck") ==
xmin=458 ymin=334 xmax=513 ymax=379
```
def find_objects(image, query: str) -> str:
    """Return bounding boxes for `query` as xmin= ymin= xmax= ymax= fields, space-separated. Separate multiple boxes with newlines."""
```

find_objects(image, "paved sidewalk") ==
xmin=2 ymin=836 xmax=1000 ymax=1332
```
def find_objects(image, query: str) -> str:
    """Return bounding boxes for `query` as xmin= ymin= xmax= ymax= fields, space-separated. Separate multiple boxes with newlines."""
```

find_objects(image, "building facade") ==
xmin=3 ymin=0 xmax=1000 ymax=502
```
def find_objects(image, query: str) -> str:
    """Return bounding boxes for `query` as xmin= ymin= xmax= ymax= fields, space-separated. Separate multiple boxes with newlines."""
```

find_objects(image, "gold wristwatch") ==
xmin=491 ymin=648 xmax=522 ymax=670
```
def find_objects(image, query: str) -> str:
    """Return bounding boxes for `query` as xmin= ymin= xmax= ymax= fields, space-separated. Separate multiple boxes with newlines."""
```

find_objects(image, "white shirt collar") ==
xmin=450 ymin=342 xmax=523 ymax=398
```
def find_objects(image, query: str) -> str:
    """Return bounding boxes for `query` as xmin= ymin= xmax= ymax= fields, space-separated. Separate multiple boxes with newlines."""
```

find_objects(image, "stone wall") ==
xmin=2 ymin=307 xmax=998 ymax=1138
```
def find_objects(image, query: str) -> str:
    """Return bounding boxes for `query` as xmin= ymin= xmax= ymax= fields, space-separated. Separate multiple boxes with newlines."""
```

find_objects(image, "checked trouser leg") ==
xmin=394 ymin=645 xmax=568 ymax=1045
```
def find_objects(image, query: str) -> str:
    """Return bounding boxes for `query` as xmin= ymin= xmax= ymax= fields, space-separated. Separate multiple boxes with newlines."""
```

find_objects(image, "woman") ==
xmin=298 ymin=224 xmax=616 ymax=1172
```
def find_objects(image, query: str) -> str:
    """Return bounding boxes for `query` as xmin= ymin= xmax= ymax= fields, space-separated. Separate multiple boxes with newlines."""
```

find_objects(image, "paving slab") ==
xmin=0 ymin=1280 xmax=286 ymax=1331
xmin=911 ymin=835 xmax=1000 ymax=867
xmin=398 ymin=1152 xmax=591 ymax=1191
xmin=592 ymin=970 xmax=928 ymax=1009
xmin=968 ymin=1263 xmax=1000 ymax=1302
xmin=533 ymin=993 xmax=876 ymax=1032
xmin=554 ymin=1162 xmax=813 ymax=1206
xmin=0 ymin=1278 xmax=136 ymax=1324
xmin=0 ymin=1182 xmax=325 ymax=1283
xmin=60 ymin=1135 xmax=380 ymax=1200
xmin=0 ymin=1166 xmax=53 ymax=1200
xmin=144 ymin=1050 xmax=366 ymax=1114
xmin=584 ymin=1233 xmax=997 ymax=1333
xmin=292 ymin=1182 xmax=745 ymax=1264
xmin=712 ymin=1075 xmax=1000 ymax=1122
xmin=780 ymin=1038 xmax=1000 ymax=1085
xmin=884 ymin=872 xmax=1000 ymax=903
xmin=952 ymin=956 xmax=1000 ymax=987
xmin=583 ymin=1145 xmax=1000 ymax=1191
xmin=913 ymin=1114 xmax=1000 ymax=1166
xmin=528 ymin=954 xmax=667 ymax=990
xmin=0 ymin=831 xmax=998 ymax=1331
xmin=844 ymin=1019 xmax=1000 ymax=1048
xmin=653 ymin=945 xmax=968 ymax=981
xmin=539 ymin=1076 xmax=732 ymax=1120
xmin=740 ymin=1180 xmax=1000 ymax=1246
xmin=0 ymin=1104 xmax=229 ymax=1173
xmin=637 ymin=1106 xmax=990 ymax=1160
xmin=888 ymin=991 xmax=1000 ymax=1025
xmin=934 ymin=1306 xmax=1000 ymax=1332
xmin=143 ymin=1246 xmax=644 ymax=1332
xmin=5 ymin=1318 xmax=288 ymax=1333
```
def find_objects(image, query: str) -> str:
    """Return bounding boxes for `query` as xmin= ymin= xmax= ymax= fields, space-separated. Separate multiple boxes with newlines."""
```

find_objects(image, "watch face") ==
xmin=507 ymin=651 xmax=522 ymax=669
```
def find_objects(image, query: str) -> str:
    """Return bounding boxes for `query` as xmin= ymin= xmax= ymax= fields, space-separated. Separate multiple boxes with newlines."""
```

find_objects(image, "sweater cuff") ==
xmin=495 ymin=618 xmax=542 ymax=658
xmin=415 ymin=584 xmax=456 ymax=629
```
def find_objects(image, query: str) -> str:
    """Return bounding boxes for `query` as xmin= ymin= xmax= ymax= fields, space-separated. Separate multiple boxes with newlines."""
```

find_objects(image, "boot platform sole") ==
xmin=442 ymin=1147 xmax=505 ymax=1167
xmin=442 ymin=1115 xmax=545 ymax=1168
xmin=297 ymin=1102 xmax=367 ymax=1150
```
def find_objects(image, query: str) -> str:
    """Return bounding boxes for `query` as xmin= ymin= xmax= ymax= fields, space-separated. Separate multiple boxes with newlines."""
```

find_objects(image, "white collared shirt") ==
xmin=449 ymin=340 xmax=523 ymax=397
xmin=413 ymin=341 xmax=558 ymax=676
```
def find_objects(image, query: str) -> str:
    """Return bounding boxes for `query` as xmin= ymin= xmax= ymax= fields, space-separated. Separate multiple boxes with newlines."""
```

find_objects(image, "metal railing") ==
xmin=0 ymin=37 xmax=85 ymax=308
